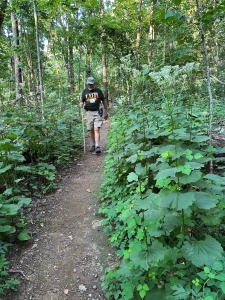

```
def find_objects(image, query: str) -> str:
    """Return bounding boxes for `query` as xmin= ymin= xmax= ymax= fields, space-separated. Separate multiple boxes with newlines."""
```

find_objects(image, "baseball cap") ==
xmin=87 ymin=77 xmax=95 ymax=84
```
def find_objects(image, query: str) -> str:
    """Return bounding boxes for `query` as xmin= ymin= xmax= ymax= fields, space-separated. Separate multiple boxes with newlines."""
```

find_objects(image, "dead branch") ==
xmin=8 ymin=269 xmax=29 ymax=280
xmin=211 ymin=74 xmax=225 ymax=85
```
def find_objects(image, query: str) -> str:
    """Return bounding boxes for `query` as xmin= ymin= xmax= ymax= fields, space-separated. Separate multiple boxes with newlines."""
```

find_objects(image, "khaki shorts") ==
xmin=86 ymin=110 xmax=103 ymax=130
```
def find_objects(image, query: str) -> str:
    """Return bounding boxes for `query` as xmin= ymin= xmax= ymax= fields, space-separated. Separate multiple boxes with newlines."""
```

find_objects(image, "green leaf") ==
xmin=127 ymin=172 xmax=138 ymax=182
xmin=18 ymin=229 xmax=31 ymax=241
xmin=0 ymin=164 xmax=12 ymax=174
xmin=164 ymin=212 xmax=182 ymax=232
xmin=179 ymin=170 xmax=202 ymax=184
xmin=216 ymin=273 xmax=225 ymax=281
xmin=146 ymin=240 xmax=167 ymax=264
xmin=155 ymin=167 xmax=177 ymax=179
xmin=194 ymin=192 xmax=218 ymax=209
xmin=212 ymin=261 xmax=223 ymax=271
xmin=143 ymin=284 xmax=149 ymax=291
xmin=139 ymin=289 xmax=146 ymax=299
xmin=0 ymin=225 xmax=15 ymax=233
xmin=172 ymin=0 xmax=182 ymax=5
xmin=182 ymin=235 xmax=223 ymax=267
xmin=192 ymin=135 xmax=209 ymax=143
xmin=122 ymin=281 xmax=133 ymax=299
xmin=177 ymin=164 xmax=191 ymax=175
xmin=220 ymin=282 xmax=225 ymax=293
xmin=204 ymin=174 xmax=225 ymax=185
xmin=165 ymin=10 xmax=183 ymax=20
xmin=160 ymin=191 xmax=195 ymax=210
xmin=203 ymin=297 xmax=213 ymax=300
xmin=137 ymin=284 xmax=142 ymax=291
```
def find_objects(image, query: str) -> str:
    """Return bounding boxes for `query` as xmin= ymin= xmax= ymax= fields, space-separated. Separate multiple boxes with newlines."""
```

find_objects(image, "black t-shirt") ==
xmin=81 ymin=87 xmax=105 ymax=111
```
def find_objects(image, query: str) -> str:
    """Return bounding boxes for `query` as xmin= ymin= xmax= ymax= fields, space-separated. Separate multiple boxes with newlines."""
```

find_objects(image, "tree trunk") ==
xmin=0 ymin=0 xmax=7 ymax=31
xmin=135 ymin=0 xmax=143 ymax=70
xmin=68 ymin=34 xmax=75 ymax=94
xmin=33 ymin=0 xmax=44 ymax=107
xmin=11 ymin=12 xmax=23 ymax=101
xmin=196 ymin=0 xmax=214 ymax=173
xmin=148 ymin=0 xmax=157 ymax=64
xmin=100 ymin=0 xmax=108 ymax=103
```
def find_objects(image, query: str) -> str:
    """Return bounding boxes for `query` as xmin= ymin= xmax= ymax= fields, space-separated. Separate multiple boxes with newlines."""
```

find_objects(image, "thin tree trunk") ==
xmin=135 ymin=0 xmax=143 ymax=70
xmin=68 ymin=35 xmax=75 ymax=94
xmin=148 ymin=0 xmax=157 ymax=63
xmin=100 ymin=0 xmax=108 ymax=103
xmin=196 ymin=0 xmax=214 ymax=173
xmin=33 ymin=0 xmax=44 ymax=108
xmin=0 ymin=0 xmax=7 ymax=31
xmin=11 ymin=12 xmax=22 ymax=101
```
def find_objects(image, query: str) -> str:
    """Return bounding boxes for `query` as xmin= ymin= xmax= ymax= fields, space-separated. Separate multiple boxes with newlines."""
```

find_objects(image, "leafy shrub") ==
xmin=100 ymin=63 xmax=225 ymax=299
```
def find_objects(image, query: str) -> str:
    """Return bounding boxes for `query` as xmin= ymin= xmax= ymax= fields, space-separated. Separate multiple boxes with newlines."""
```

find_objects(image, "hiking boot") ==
xmin=95 ymin=146 xmax=101 ymax=154
xmin=90 ymin=145 xmax=95 ymax=152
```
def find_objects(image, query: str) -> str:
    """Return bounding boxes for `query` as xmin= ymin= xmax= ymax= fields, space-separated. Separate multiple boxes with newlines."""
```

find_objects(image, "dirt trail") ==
xmin=5 ymin=122 xmax=113 ymax=300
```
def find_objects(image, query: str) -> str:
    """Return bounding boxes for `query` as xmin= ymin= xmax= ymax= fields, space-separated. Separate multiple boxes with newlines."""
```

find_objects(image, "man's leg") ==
xmin=94 ymin=127 xmax=101 ymax=153
xmin=89 ymin=128 xmax=95 ymax=152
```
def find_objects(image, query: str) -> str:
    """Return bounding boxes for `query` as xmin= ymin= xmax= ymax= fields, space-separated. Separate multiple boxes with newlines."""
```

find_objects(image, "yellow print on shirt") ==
xmin=85 ymin=92 xmax=99 ymax=103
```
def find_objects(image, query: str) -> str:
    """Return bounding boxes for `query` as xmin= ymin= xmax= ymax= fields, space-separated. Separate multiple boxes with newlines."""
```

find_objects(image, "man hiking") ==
xmin=79 ymin=76 xmax=108 ymax=154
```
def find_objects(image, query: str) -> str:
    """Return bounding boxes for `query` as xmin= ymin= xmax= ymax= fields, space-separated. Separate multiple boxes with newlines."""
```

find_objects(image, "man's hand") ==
xmin=79 ymin=102 xmax=83 ymax=108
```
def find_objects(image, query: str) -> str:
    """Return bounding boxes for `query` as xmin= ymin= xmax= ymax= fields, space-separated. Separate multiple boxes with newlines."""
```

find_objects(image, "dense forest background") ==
xmin=1 ymin=0 xmax=225 ymax=299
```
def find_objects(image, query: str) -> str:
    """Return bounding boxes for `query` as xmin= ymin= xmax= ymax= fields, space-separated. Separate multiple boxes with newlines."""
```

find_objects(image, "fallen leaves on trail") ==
xmin=64 ymin=289 xmax=69 ymax=294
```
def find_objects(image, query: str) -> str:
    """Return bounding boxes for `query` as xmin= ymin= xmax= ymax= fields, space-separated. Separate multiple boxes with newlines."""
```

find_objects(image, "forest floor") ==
xmin=4 ymin=121 xmax=114 ymax=300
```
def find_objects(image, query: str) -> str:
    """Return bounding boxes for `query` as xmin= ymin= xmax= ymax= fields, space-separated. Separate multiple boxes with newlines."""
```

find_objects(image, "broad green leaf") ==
xmin=212 ymin=261 xmax=223 ymax=271
xmin=182 ymin=235 xmax=223 ymax=267
xmin=215 ymin=273 xmax=225 ymax=281
xmin=143 ymin=284 xmax=149 ymax=291
xmin=117 ymin=260 xmax=133 ymax=277
xmin=127 ymin=172 xmax=138 ymax=182
xmin=0 ymin=204 xmax=19 ymax=216
xmin=0 ymin=141 xmax=13 ymax=151
xmin=146 ymin=240 xmax=167 ymax=264
xmin=160 ymin=192 xmax=195 ymax=210
xmin=192 ymin=135 xmax=209 ymax=143
xmin=204 ymin=174 xmax=225 ymax=185
xmin=201 ymin=214 xmax=223 ymax=226
xmin=130 ymin=249 xmax=149 ymax=270
xmin=194 ymin=192 xmax=218 ymax=209
xmin=8 ymin=152 xmax=25 ymax=162
xmin=15 ymin=165 xmax=32 ymax=172
xmin=188 ymin=162 xmax=204 ymax=169
xmin=179 ymin=170 xmax=202 ymax=184
xmin=220 ymin=282 xmax=225 ymax=293
xmin=126 ymin=154 xmax=138 ymax=163
xmin=203 ymin=297 xmax=213 ymax=300
xmin=155 ymin=167 xmax=177 ymax=179
xmin=0 ymin=225 xmax=14 ymax=233
xmin=164 ymin=212 xmax=182 ymax=232
xmin=0 ymin=164 xmax=12 ymax=174
xmin=18 ymin=229 xmax=31 ymax=241
xmin=122 ymin=281 xmax=133 ymax=299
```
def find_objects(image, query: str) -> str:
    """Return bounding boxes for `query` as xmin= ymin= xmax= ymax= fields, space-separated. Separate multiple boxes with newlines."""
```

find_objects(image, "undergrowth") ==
xmin=100 ymin=63 xmax=225 ymax=300
xmin=0 ymin=102 xmax=82 ymax=298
